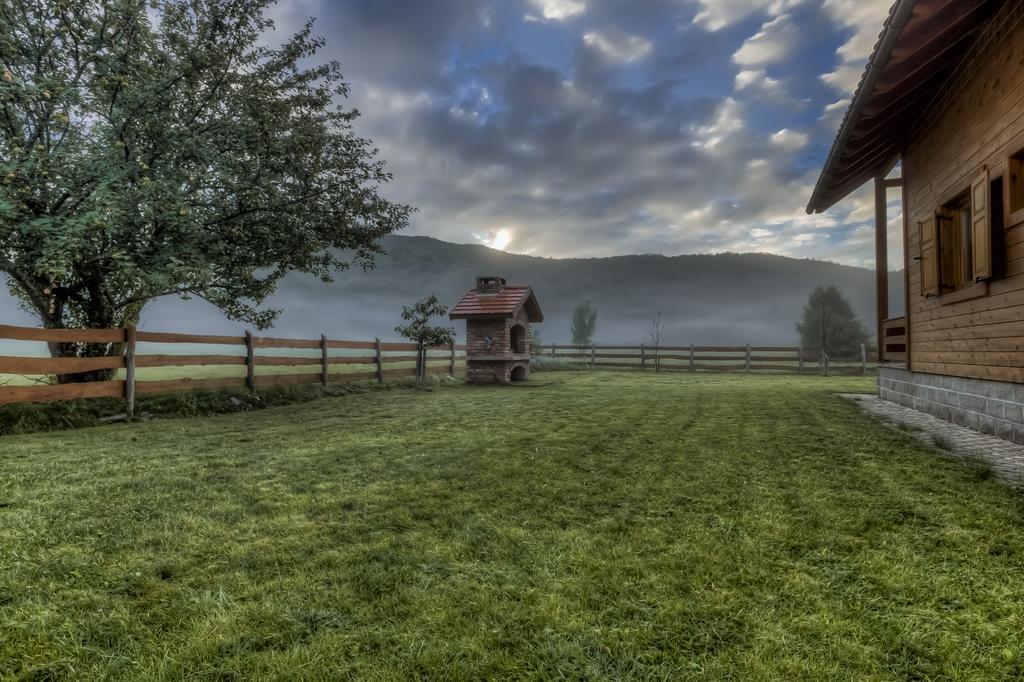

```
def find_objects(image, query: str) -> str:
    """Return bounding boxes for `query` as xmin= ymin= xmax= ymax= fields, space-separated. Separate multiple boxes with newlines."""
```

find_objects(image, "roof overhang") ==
xmin=806 ymin=0 xmax=991 ymax=214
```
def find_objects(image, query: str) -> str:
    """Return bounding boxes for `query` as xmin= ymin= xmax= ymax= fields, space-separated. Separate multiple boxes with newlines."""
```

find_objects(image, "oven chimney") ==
xmin=476 ymin=276 xmax=506 ymax=294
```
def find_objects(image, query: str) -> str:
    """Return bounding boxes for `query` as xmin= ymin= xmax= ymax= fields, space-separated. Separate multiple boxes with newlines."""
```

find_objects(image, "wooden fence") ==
xmin=0 ymin=324 xmax=466 ymax=412
xmin=537 ymin=344 xmax=876 ymax=375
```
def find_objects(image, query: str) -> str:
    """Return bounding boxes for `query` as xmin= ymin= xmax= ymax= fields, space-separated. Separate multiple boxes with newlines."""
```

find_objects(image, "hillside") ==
xmin=0 ymin=235 xmax=903 ymax=346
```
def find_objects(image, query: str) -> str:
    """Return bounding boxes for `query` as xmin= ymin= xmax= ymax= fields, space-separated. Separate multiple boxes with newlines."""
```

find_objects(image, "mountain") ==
xmin=0 ymin=235 xmax=904 ymax=346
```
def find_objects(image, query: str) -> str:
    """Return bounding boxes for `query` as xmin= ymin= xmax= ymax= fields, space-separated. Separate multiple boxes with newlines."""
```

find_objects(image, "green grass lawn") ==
xmin=3 ymin=373 xmax=1024 ymax=679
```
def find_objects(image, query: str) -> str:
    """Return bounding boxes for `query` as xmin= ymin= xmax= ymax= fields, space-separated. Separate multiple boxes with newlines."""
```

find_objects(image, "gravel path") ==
xmin=841 ymin=393 xmax=1024 ymax=489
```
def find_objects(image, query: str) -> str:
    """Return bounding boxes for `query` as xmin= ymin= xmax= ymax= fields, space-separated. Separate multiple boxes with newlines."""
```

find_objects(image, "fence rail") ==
xmin=0 ymin=324 xmax=466 ymax=411
xmin=538 ymin=343 xmax=876 ymax=375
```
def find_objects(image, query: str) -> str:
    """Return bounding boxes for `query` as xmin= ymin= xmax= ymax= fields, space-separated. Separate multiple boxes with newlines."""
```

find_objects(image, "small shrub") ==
xmin=531 ymin=356 xmax=586 ymax=372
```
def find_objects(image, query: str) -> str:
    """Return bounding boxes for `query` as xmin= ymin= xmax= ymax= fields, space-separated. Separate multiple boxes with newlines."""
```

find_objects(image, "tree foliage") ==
xmin=796 ymin=285 xmax=869 ymax=355
xmin=0 ymin=0 xmax=410 ymax=351
xmin=528 ymin=327 xmax=542 ymax=355
xmin=395 ymin=294 xmax=454 ymax=385
xmin=570 ymin=300 xmax=597 ymax=346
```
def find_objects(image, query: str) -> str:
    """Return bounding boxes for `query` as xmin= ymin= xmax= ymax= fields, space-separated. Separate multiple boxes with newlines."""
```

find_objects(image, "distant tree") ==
xmin=644 ymin=312 xmax=667 ymax=372
xmin=395 ymin=295 xmax=455 ymax=385
xmin=0 ymin=0 xmax=410 ymax=381
xmin=796 ymin=286 xmax=869 ymax=356
xmin=529 ymin=328 xmax=543 ymax=355
xmin=570 ymin=301 xmax=598 ymax=346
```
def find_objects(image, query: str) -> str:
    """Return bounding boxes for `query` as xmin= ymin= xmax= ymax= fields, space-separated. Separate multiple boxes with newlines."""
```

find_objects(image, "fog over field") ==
xmin=1 ymin=235 xmax=903 ymax=347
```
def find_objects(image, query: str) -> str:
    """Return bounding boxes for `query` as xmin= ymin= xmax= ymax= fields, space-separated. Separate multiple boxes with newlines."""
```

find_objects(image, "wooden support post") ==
xmin=450 ymin=342 xmax=457 ymax=377
xmin=124 ymin=325 xmax=137 ymax=418
xmin=798 ymin=346 xmax=804 ymax=374
xmin=640 ymin=343 xmax=646 ymax=371
xmin=874 ymin=174 xmax=889 ymax=361
xmin=320 ymin=334 xmax=329 ymax=387
xmin=689 ymin=344 xmax=695 ymax=372
xmin=374 ymin=338 xmax=384 ymax=384
xmin=413 ymin=342 xmax=421 ymax=385
xmin=244 ymin=330 xmax=256 ymax=392
xmin=590 ymin=343 xmax=595 ymax=368
xmin=745 ymin=344 xmax=751 ymax=373
xmin=860 ymin=343 xmax=867 ymax=376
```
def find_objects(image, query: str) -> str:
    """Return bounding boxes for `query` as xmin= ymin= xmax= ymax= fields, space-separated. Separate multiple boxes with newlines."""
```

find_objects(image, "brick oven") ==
xmin=450 ymin=276 xmax=544 ymax=384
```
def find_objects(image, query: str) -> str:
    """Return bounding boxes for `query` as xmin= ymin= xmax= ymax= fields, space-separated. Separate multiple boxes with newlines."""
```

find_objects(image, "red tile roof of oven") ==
xmin=450 ymin=286 xmax=544 ymax=322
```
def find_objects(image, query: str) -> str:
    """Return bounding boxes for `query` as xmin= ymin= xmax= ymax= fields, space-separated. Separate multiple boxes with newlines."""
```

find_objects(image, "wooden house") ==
xmin=450 ymin=277 xmax=543 ymax=383
xmin=808 ymin=0 xmax=1024 ymax=443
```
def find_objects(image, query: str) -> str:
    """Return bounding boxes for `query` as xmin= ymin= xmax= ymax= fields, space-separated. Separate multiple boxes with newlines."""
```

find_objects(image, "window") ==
xmin=920 ymin=166 xmax=998 ymax=298
xmin=937 ymin=191 xmax=971 ymax=292
xmin=1007 ymin=147 xmax=1024 ymax=225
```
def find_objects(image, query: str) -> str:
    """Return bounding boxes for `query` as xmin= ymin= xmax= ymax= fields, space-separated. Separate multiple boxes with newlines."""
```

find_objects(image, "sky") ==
xmin=269 ymin=0 xmax=899 ymax=267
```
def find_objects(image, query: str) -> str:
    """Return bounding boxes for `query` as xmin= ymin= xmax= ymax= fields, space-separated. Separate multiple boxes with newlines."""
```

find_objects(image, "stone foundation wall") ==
xmin=878 ymin=366 xmax=1024 ymax=444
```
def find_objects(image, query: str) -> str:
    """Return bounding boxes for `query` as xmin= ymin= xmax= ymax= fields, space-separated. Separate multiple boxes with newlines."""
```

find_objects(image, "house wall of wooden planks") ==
xmin=903 ymin=4 xmax=1024 ymax=385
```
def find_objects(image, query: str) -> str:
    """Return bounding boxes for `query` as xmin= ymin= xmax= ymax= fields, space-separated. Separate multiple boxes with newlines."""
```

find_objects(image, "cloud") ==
xmin=583 ymin=30 xmax=653 ymax=63
xmin=692 ymin=0 xmax=769 ymax=31
xmin=530 ymin=0 xmax=585 ymax=21
xmin=819 ymin=63 xmax=863 ymax=93
xmin=273 ymin=0 xmax=897 ymax=265
xmin=770 ymin=128 xmax=808 ymax=150
xmin=692 ymin=98 xmax=745 ymax=150
xmin=733 ymin=13 xmax=801 ymax=66
xmin=817 ymin=0 xmax=891 ymax=99
xmin=735 ymin=69 xmax=781 ymax=93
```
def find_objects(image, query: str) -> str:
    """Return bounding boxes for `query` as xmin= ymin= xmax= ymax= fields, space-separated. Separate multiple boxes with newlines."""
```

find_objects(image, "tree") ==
xmin=644 ymin=312 xmax=667 ymax=372
xmin=570 ymin=301 xmax=597 ymax=346
xmin=0 ymin=0 xmax=410 ymax=379
xmin=528 ymin=327 xmax=542 ymax=355
xmin=796 ymin=286 xmax=869 ymax=356
xmin=395 ymin=295 xmax=454 ymax=385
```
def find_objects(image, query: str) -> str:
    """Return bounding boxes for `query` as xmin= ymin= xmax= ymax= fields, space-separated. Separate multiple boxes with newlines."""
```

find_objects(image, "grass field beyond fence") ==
xmin=3 ymin=373 xmax=1024 ymax=678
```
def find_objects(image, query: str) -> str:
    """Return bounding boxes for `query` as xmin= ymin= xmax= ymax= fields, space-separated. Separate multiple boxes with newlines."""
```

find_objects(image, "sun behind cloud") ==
xmin=475 ymin=228 xmax=514 ymax=252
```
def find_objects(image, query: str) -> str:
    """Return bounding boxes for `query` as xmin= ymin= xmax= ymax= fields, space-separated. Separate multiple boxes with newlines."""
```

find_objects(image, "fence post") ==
xmin=640 ymin=343 xmax=646 ymax=371
xmin=374 ymin=338 xmax=384 ymax=384
xmin=798 ymin=346 xmax=804 ymax=374
xmin=415 ymin=342 xmax=423 ymax=385
xmin=820 ymin=352 xmax=830 ymax=377
xmin=124 ymin=325 xmax=137 ymax=418
xmin=689 ymin=344 xmax=695 ymax=372
xmin=244 ymin=330 xmax=256 ymax=392
xmin=745 ymin=344 xmax=751 ymax=373
xmin=591 ymin=343 xmax=596 ymax=368
xmin=450 ymin=341 xmax=456 ymax=377
xmin=320 ymin=334 xmax=329 ymax=387
xmin=860 ymin=343 xmax=867 ymax=375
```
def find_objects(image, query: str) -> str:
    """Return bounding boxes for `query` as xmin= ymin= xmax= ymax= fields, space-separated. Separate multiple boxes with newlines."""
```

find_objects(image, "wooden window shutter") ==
xmin=919 ymin=214 xmax=939 ymax=297
xmin=971 ymin=166 xmax=992 ymax=280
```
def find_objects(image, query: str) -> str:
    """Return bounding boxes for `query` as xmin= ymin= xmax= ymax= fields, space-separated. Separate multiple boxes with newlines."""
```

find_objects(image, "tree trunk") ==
xmin=38 ymin=294 xmax=143 ymax=383
xmin=49 ymin=340 xmax=124 ymax=383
